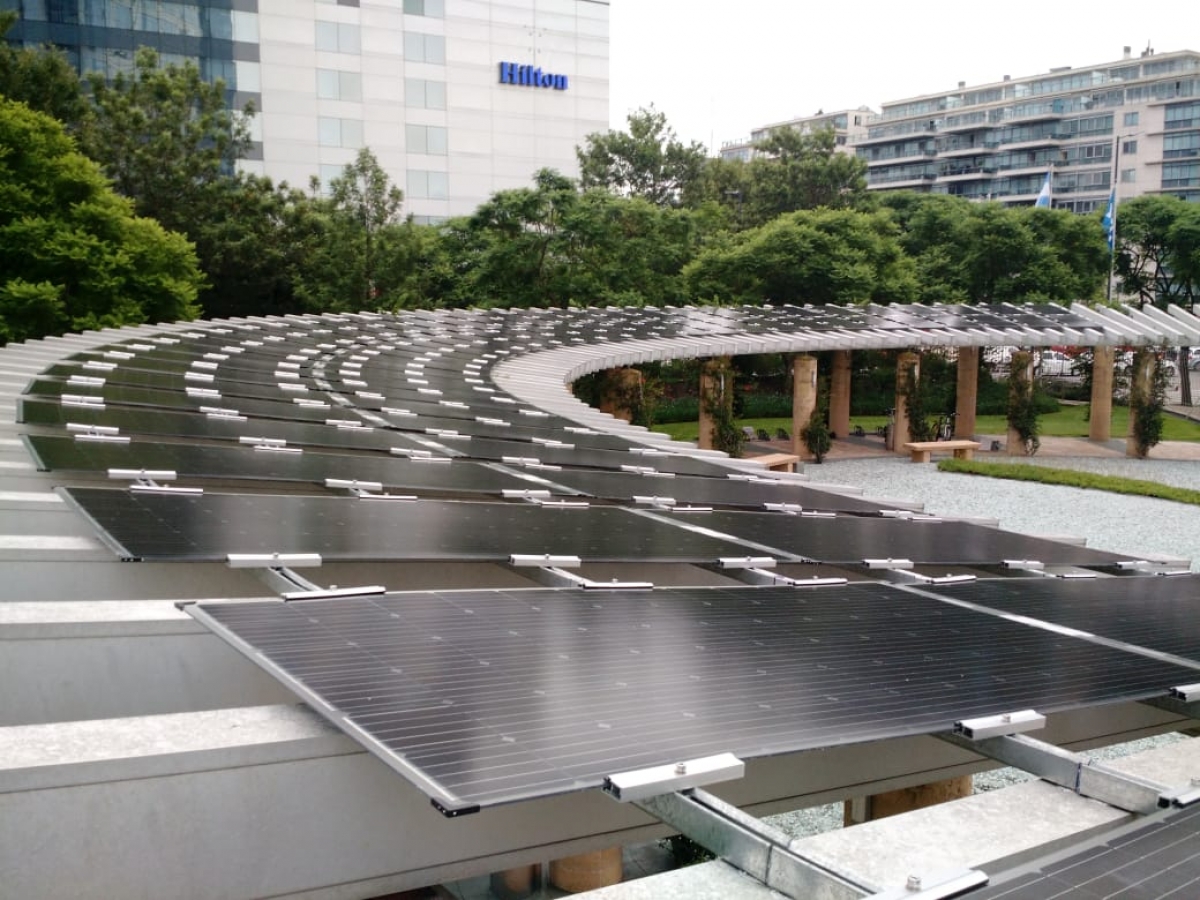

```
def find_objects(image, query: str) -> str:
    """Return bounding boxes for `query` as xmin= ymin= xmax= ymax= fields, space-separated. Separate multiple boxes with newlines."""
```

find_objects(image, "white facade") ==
xmin=245 ymin=0 xmax=610 ymax=221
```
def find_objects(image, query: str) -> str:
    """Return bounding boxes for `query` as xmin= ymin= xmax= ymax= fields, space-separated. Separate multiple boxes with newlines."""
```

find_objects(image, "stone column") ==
xmin=1127 ymin=348 xmax=1156 ymax=458
xmin=954 ymin=347 xmax=979 ymax=439
xmin=792 ymin=354 xmax=818 ymax=459
xmin=844 ymin=776 xmax=974 ymax=826
xmin=892 ymin=352 xmax=920 ymax=453
xmin=549 ymin=848 xmax=622 ymax=893
xmin=829 ymin=350 xmax=852 ymax=439
xmin=490 ymin=864 xmax=539 ymax=899
xmin=698 ymin=357 xmax=731 ymax=452
xmin=597 ymin=368 xmax=643 ymax=424
xmin=1090 ymin=346 xmax=1115 ymax=442
xmin=1007 ymin=350 xmax=1035 ymax=456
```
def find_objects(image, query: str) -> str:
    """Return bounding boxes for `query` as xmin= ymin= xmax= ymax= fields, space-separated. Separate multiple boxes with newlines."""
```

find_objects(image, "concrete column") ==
xmin=954 ymin=347 xmax=979 ymax=439
xmin=549 ymin=848 xmax=622 ymax=893
xmin=829 ymin=350 xmax=852 ymax=439
xmin=1007 ymin=350 xmax=1035 ymax=456
xmin=698 ymin=357 xmax=731 ymax=452
xmin=490 ymin=864 xmax=539 ymax=899
xmin=1127 ymin=348 xmax=1156 ymax=458
xmin=1090 ymin=345 xmax=1115 ymax=442
xmin=597 ymin=368 xmax=643 ymax=424
xmin=892 ymin=352 xmax=920 ymax=453
xmin=792 ymin=354 xmax=818 ymax=458
xmin=844 ymin=776 xmax=974 ymax=826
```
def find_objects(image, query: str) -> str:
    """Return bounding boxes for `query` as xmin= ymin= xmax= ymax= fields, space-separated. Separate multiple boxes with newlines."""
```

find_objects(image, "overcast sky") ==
xmin=608 ymin=2 xmax=1199 ymax=154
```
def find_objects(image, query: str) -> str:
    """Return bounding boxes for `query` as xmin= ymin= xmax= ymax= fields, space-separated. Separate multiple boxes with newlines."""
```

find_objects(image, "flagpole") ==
xmin=1105 ymin=134 xmax=1120 ymax=302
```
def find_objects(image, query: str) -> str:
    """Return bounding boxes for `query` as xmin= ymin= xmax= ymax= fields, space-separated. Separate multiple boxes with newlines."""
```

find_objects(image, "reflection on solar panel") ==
xmin=188 ymin=584 xmax=1197 ymax=813
xmin=26 ymin=435 xmax=542 ymax=496
xmin=682 ymin=510 xmax=1130 ymax=566
xmin=930 ymin=576 xmax=1200 ymax=663
xmin=63 ymin=488 xmax=757 ymax=562
xmin=973 ymin=803 xmax=1200 ymax=899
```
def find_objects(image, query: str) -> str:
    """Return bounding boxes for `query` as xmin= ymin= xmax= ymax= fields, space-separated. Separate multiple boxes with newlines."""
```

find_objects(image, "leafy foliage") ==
xmin=577 ymin=106 xmax=708 ymax=207
xmin=901 ymin=360 xmax=936 ymax=442
xmin=938 ymin=460 xmax=1200 ymax=506
xmin=1128 ymin=348 xmax=1167 ymax=459
xmin=0 ymin=99 xmax=201 ymax=344
xmin=684 ymin=208 xmax=917 ymax=305
xmin=742 ymin=127 xmax=868 ymax=224
xmin=0 ymin=12 xmax=87 ymax=127
xmin=1005 ymin=351 xmax=1041 ymax=455
xmin=801 ymin=379 xmax=833 ymax=463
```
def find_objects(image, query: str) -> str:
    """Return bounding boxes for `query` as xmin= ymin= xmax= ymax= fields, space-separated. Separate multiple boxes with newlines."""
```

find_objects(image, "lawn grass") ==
xmin=937 ymin=459 xmax=1200 ymax=507
xmin=650 ymin=405 xmax=1200 ymax=444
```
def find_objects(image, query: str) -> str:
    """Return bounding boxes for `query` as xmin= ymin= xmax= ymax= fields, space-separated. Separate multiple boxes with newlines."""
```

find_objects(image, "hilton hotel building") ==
xmin=1 ymin=0 xmax=610 ymax=222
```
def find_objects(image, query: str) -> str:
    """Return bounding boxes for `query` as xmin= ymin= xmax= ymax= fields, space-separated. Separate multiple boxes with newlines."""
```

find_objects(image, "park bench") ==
xmin=901 ymin=440 xmax=981 ymax=463
xmin=746 ymin=452 xmax=800 ymax=472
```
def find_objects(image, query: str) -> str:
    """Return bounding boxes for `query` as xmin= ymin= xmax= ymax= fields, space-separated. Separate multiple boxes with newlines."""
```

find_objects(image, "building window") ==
xmin=408 ymin=169 xmax=448 ymax=199
xmin=1120 ymin=168 xmax=1137 ymax=183
xmin=1122 ymin=139 xmax=1138 ymax=155
xmin=404 ymin=32 xmax=445 ymax=64
xmin=319 ymin=117 xmax=364 ymax=148
xmin=405 ymin=78 xmax=446 ymax=109
xmin=317 ymin=69 xmax=363 ymax=102
xmin=318 ymin=164 xmax=346 ymax=189
xmin=316 ymin=21 xmax=361 ymax=54
xmin=1123 ymin=111 xmax=1139 ymax=127
xmin=406 ymin=124 xmax=447 ymax=155
xmin=404 ymin=0 xmax=445 ymax=17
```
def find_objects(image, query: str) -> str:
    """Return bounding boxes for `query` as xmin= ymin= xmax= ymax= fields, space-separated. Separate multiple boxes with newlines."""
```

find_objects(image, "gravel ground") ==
xmin=761 ymin=454 xmax=1197 ymax=840
xmin=807 ymin=456 xmax=1200 ymax=570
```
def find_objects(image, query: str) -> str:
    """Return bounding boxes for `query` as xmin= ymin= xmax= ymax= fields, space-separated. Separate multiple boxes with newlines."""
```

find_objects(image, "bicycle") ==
xmin=935 ymin=412 xmax=958 ymax=441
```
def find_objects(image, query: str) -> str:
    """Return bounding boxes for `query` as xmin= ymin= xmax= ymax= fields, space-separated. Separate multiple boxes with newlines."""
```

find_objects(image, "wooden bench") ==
xmin=901 ymin=440 xmax=981 ymax=463
xmin=746 ymin=452 xmax=801 ymax=473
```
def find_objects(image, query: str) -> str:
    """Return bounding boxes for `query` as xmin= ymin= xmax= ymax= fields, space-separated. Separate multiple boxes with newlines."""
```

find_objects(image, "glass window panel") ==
xmin=405 ymin=123 xmax=427 ymax=154
xmin=426 ymin=0 xmax=444 ymax=16
xmin=429 ymin=171 xmax=448 ymax=199
xmin=317 ymin=69 xmax=341 ymax=99
xmin=319 ymin=117 xmax=342 ymax=147
xmin=206 ymin=8 xmax=232 ymax=41
xmin=407 ymin=170 xmax=429 ymax=198
xmin=403 ymin=0 xmax=422 ymax=13
xmin=235 ymin=60 xmax=261 ymax=93
xmin=342 ymin=119 xmax=363 ymax=149
xmin=426 ymin=80 xmax=446 ymax=109
xmin=339 ymin=72 xmax=362 ymax=102
xmin=231 ymin=10 xmax=258 ymax=43
xmin=338 ymin=23 xmax=361 ymax=54
xmin=424 ymin=35 xmax=444 ymax=64
xmin=316 ymin=21 xmax=339 ymax=52
xmin=427 ymin=126 xmax=447 ymax=155
xmin=403 ymin=32 xmax=424 ymax=60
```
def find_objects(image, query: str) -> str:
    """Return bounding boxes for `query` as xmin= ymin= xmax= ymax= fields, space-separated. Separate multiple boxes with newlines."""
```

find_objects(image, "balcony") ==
xmin=937 ymin=144 xmax=999 ymax=158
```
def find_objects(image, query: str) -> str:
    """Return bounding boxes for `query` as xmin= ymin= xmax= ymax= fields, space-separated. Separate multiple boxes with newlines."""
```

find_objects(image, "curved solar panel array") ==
xmin=16 ymin=304 xmax=1200 ymax=817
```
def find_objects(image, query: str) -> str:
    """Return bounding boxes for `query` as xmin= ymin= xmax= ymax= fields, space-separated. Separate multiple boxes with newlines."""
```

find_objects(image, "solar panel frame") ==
xmin=188 ymin=584 xmax=1200 ymax=814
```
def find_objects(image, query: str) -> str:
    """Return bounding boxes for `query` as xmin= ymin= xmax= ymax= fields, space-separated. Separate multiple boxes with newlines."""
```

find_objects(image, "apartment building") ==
xmin=855 ymin=47 xmax=1200 ymax=213
xmin=1 ymin=0 xmax=610 ymax=221
xmin=719 ymin=107 xmax=873 ymax=162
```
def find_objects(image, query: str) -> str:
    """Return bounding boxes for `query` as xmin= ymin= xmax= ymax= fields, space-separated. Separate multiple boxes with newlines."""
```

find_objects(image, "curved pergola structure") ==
xmin=3 ymin=301 xmax=1200 ymax=900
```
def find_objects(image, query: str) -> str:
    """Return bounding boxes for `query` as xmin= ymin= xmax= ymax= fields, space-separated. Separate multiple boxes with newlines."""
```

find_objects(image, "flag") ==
xmin=1034 ymin=171 xmax=1052 ymax=208
xmin=1101 ymin=188 xmax=1116 ymax=250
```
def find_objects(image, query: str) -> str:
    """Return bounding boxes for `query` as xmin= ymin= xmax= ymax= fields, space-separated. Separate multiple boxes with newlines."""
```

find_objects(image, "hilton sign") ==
xmin=498 ymin=62 xmax=568 ymax=91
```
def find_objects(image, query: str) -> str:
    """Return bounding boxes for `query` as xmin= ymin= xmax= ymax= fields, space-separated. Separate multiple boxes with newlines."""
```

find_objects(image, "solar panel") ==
xmin=680 ymin=510 xmax=1131 ymax=567
xmin=26 ymin=435 xmax=544 ymax=497
xmin=187 ymin=584 xmax=1198 ymax=813
xmin=62 ymin=488 xmax=759 ymax=562
xmin=929 ymin=576 xmax=1200 ymax=664
xmin=972 ymin=803 xmax=1200 ymax=899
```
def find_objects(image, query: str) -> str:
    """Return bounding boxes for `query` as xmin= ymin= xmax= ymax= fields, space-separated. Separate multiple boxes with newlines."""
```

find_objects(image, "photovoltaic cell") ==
xmin=188 ymin=584 xmax=1198 ymax=812
xmin=929 ymin=576 xmax=1200 ymax=664
xmin=972 ymin=803 xmax=1200 ymax=899
xmin=62 ymin=488 xmax=757 ymax=562
xmin=683 ymin=510 xmax=1130 ymax=567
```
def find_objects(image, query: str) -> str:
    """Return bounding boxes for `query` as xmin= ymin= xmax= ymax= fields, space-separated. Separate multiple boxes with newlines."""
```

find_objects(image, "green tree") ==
xmin=294 ymin=149 xmax=407 ymax=312
xmin=742 ymin=127 xmax=868 ymax=225
xmin=81 ymin=47 xmax=252 ymax=234
xmin=0 ymin=99 xmax=201 ymax=344
xmin=879 ymin=193 xmax=1108 ymax=305
xmin=682 ymin=208 xmax=917 ymax=305
xmin=0 ymin=12 xmax=87 ymax=128
xmin=445 ymin=169 xmax=702 ymax=308
xmin=577 ymin=106 xmax=708 ymax=207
